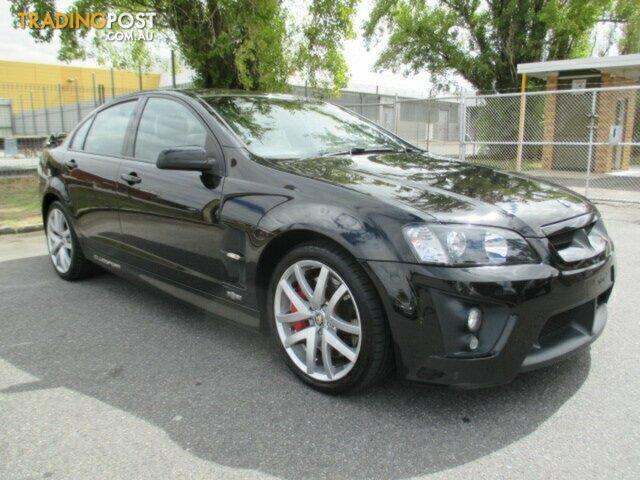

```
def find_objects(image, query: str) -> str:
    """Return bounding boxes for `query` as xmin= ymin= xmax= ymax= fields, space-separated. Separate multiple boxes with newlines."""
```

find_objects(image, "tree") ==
xmin=364 ymin=0 xmax=614 ymax=92
xmin=613 ymin=0 xmax=640 ymax=54
xmin=9 ymin=0 xmax=357 ymax=92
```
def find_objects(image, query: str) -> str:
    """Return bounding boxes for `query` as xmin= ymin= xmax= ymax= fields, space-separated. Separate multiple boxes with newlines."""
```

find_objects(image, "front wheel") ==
xmin=267 ymin=242 xmax=393 ymax=393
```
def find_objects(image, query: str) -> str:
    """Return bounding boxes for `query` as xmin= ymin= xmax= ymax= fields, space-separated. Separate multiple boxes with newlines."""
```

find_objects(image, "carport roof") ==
xmin=517 ymin=54 xmax=640 ymax=79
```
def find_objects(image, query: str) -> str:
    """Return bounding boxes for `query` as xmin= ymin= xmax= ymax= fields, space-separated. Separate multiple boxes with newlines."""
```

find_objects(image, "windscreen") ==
xmin=203 ymin=96 xmax=405 ymax=159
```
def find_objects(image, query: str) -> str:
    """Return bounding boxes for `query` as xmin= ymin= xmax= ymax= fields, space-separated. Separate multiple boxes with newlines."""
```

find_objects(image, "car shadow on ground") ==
xmin=0 ymin=256 xmax=591 ymax=480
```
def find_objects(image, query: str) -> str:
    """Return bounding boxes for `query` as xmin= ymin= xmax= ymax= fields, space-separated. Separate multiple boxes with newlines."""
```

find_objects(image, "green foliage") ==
xmin=9 ymin=0 xmax=358 ymax=92
xmin=364 ymin=0 xmax=616 ymax=92
xmin=296 ymin=0 xmax=358 ymax=95
xmin=614 ymin=0 xmax=640 ymax=54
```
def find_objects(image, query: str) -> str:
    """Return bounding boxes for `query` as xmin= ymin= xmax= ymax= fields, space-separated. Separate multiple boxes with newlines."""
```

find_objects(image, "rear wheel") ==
xmin=45 ymin=201 xmax=97 ymax=280
xmin=267 ymin=242 xmax=393 ymax=393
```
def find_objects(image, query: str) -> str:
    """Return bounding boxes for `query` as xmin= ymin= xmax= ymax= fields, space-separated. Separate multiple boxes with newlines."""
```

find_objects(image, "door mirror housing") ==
xmin=156 ymin=147 xmax=215 ymax=172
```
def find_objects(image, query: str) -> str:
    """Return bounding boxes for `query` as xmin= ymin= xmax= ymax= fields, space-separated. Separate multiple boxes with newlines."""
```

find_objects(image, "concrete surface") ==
xmin=1 ymin=204 xmax=639 ymax=480
xmin=0 ymin=156 xmax=39 ymax=174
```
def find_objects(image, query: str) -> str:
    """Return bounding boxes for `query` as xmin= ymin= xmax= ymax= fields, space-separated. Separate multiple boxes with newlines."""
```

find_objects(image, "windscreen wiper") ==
xmin=321 ymin=147 xmax=404 ymax=157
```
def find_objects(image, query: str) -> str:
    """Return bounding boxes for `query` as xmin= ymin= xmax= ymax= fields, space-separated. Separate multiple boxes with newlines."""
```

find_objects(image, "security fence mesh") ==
xmin=342 ymin=85 xmax=640 ymax=204
xmin=1 ymin=81 xmax=639 ymax=204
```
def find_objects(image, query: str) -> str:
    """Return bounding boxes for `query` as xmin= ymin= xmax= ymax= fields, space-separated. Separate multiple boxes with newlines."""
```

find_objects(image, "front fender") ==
xmin=257 ymin=201 xmax=411 ymax=262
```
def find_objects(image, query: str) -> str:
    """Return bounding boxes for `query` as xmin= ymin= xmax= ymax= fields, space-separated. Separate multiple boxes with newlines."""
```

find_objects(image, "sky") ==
xmin=0 ymin=0 xmax=620 ymax=98
xmin=0 ymin=0 xmax=437 ymax=97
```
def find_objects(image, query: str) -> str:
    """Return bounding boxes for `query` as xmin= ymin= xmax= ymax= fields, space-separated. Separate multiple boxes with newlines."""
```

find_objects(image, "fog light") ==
xmin=468 ymin=335 xmax=479 ymax=351
xmin=467 ymin=307 xmax=482 ymax=332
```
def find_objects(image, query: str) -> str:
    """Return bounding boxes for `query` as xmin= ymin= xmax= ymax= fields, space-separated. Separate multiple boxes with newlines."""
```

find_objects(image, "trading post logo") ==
xmin=16 ymin=11 xmax=156 ymax=41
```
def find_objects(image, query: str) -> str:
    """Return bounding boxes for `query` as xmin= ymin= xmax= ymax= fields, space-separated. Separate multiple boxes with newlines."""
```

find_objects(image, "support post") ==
xmin=170 ymin=50 xmax=176 ymax=88
xmin=394 ymin=94 xmax=399 ymax=134
xmin=42 ymin=87 xmax=50 ymax=134
xmin=29 ymin=91 xmax=37 ymax=134
xmin=515 ymin=73 xmax=528 ymax=171
xmin=110 ymin=67 xmax=115 ymax=98
xmin=585 ymin=91 xmax=598 ymax=198
xmin=458 ymin=92 xmax=466 ymax=162
xmin=74 ymin=81 xmax=81 ymax=123
xmin=138 ymin=65 xmax=143 ymax=91
xmin=20 ymin=95 xmax=26 ymax=133
xmin=57 ymin=84 xmax=64 ymax=132
xmin=92 ymin=73 xmax=97 ymax=107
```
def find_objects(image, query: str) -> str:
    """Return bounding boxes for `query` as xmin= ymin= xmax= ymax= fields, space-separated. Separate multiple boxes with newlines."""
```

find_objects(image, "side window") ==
xmin=134 ymin=97 xmax=207 ymax=162
xmin=69 ymin=117 xmax=92 ymax=150
xmin=84 ymin=101 xmax=137 ymax=156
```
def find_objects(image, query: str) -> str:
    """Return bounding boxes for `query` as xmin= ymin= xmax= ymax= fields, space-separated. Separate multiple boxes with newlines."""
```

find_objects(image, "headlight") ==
xmin=403 ymin=224 xmax=539 ymax=266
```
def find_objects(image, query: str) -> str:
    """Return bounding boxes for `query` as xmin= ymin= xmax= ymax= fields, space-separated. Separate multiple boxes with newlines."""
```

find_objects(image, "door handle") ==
xmin=65 ymin=159 xmax=77 ymax=170
xmin=120 ymin=172 xmax=142 ymax=185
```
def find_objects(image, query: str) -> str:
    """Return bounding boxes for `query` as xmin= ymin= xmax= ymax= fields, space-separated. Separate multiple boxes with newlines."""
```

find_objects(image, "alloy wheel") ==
xmin=46 ymin=208 xmax=73 ymax=274
xmin=274 ymin=260 xmax=362 ymax=382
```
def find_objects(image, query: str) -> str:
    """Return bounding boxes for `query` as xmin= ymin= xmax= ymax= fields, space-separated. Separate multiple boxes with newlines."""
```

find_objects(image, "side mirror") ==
xmin=156 ymin=147 xmax=214 ymax=172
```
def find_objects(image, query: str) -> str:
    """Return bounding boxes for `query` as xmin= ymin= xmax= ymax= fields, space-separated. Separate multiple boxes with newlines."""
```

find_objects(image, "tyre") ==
xmin=267 ymin=241 xmax=393 ymax=393
xmin=45 ymin=201 xmax=98 ymax=280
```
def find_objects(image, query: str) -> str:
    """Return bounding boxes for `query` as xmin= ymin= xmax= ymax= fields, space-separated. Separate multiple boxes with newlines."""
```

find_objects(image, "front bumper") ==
xmin=362 ymin=253 xmax=615 ymax=388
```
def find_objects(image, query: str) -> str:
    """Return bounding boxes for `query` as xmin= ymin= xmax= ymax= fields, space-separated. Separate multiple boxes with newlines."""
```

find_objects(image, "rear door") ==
xmin=116 ymin=95 xmax=230 ymax=296
xmin=62 ymin=99 xmax=138 ymax=257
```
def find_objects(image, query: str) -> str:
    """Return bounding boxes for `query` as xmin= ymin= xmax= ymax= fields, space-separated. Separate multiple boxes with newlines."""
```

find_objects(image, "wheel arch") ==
xmin=41 ymin=191 xmax=62 ymax=225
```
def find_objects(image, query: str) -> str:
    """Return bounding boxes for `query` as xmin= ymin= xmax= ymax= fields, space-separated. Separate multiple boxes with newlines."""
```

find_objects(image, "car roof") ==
xmin=97 ymin=89 xmax=319 ymax=111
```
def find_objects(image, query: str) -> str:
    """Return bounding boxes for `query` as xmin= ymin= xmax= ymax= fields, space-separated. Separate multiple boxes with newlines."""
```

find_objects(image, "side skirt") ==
xmin=85 ymin=247 xmax=261 ymax=329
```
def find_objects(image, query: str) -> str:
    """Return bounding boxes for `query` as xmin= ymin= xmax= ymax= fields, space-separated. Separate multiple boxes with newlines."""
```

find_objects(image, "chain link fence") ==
xmin=1 ymin=81 xmax=639 ymax=204
xmin=342 ymin=85 xmax=640 ymax=204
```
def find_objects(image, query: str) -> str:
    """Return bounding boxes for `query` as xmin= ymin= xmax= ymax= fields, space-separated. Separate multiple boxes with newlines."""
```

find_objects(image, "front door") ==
xmin=115 ymin=95 xmax=228 ymax=297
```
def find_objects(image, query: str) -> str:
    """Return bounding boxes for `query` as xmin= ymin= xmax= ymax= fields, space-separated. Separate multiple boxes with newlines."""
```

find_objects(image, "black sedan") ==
xmin=39 ymin=91 xmax=615 ymax=392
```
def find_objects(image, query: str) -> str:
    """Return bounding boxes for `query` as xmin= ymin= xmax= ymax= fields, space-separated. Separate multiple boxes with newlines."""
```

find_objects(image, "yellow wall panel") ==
xmin=0 ymin=60 xmax=161 ymax=112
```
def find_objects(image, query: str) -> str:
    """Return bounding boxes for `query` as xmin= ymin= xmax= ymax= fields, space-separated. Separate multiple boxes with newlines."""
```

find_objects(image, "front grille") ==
xmin=547 ymin=229 xmax=577 ymax=251
xmin=545 ymin=219 xmax=610 ymax=265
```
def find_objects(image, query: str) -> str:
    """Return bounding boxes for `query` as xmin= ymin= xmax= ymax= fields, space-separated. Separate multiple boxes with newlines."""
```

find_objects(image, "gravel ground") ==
xmin=0 ymin=203 xmax=639 ymax=480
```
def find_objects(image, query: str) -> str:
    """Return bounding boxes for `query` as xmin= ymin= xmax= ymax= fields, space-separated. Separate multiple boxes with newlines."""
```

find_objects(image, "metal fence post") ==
xmin=92 ymin=73 xmax=97 ymax=107
xmin=75 ymin=81 xmax=81 ymax=123
xmin=138 ymin=65 xmax=143 ymax=91
xmin=394 ymin=94 xmax=399 ymax=134
xmin=585 ymin=90 xmax=598 ymax=198
xmin=19 ymin=95 xmax=26 ymax=133
xmin=9 ymin=100 xmax=16 ymax=135
xmin=515 ymin=74 xmax=528 ymax=171
xmin=110 ymin=67 xmax=115 ymax=98
xmin=57 ymin=84 xmax=65 ymax=132
xmin=29 ymin=91 xmax=37 ymax=134
xmin=42 ymin=87 xmax=51 ymax=134
xmin=458 ymin=93 xmax=466 ymax=162
xmin=170 ymin=50 xmax=176 ymax=88
xmin=426 ymin=100 xmax=431 ymax=152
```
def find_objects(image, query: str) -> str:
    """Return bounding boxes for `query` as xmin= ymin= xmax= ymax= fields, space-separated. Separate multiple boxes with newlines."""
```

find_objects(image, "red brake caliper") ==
xmin=290 ymin=285 xmax=309 ymax=332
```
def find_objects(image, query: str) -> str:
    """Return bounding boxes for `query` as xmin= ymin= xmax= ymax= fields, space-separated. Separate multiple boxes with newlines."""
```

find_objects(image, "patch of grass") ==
xmin=0 ymin=174 xmax=42 ymax=228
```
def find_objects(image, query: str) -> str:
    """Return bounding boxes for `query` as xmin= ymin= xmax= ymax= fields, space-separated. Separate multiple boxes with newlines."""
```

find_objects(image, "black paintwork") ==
xmin=39 ymin=90 xmax=615 ymax=387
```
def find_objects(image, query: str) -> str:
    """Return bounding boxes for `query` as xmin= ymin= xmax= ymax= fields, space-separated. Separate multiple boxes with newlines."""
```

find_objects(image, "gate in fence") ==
xmin=341 ymin=85 xmax=640 ymax=204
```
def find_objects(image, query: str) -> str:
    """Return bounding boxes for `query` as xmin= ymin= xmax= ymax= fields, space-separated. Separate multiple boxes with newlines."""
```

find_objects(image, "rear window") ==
xmin=84 ymin=101 xmax=137 ymax=156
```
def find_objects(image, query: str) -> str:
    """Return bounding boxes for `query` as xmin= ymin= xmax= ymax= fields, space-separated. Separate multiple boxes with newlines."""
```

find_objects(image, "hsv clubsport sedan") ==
xmin=39 ymin=91 xmax=615 ymax=392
